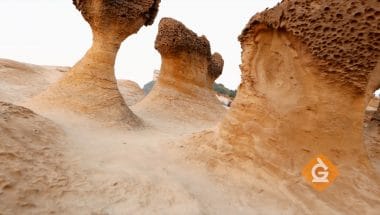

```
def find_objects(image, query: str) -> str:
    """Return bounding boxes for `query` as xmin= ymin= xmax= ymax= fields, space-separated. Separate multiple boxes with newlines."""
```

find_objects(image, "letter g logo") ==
xmin=311 ymin=157 xmax=329 ymax=183
xmin=302 ymin=155 xmax=338 ymax=191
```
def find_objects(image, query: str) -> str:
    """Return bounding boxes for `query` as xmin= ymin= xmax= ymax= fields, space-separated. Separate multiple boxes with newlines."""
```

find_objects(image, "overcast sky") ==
xmin=0 ymin=0 xmax=284 ymax=89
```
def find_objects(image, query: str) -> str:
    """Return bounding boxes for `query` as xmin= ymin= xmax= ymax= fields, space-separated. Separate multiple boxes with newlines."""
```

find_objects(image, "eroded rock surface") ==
xmin=184 ymin=0 xmax=380 ymax=214
xmin=134 ymin=18 xmax=226 ymax=125
xmin=365 ymin=97 xmax=380 ymax=172
xmin=29 ymin=0 xmax=160 ymax=126
xmin=224 ymin=0 xmax=380 ymax=171
xmin=240 ymin=0 xmax=380 ymax=93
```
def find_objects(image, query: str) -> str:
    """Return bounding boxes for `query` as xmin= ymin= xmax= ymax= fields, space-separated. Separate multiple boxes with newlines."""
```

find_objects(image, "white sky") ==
xmin=0 ymin=0 xmax=281 ymax=89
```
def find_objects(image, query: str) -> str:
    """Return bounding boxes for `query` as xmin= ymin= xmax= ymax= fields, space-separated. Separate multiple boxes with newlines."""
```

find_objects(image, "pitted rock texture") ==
xmin=208 ymin=53 xmax=224 ymax=81
xmin=180 ymin=1 xmax=380 ymax=214
xmin=135 ymin=18 xmax=226 ymax=125
xmin=240 ymin=0 xmax=380 ymax=92
xmin=29 ymin=0 xmax=161 ymax=126
xmin=154 ymin=18 xmax=224 ymax=87
xmin=218 ymin=28 xmax=379 ymax=173
xmin=155 ymin=18 xmax=211 ymax=57
xmin=73 ymin=0 xmax=160 ymax=28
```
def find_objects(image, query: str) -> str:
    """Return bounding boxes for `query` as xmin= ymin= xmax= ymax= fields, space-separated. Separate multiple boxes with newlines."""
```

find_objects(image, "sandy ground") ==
xmin=0 ymin=59 xmax=379 ymax=214
xmin=20 ymin=108 xmax=295 ymax=214
xmin=0 ymin=59 xmax=253 ymax=214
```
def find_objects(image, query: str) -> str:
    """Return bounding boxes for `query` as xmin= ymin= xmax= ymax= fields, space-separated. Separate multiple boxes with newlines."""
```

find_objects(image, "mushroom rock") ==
xmin=28 ymin=0 xmax=160 ymax=126
xmin=220 ymin=0 xmax=380 ymax=171
xmin=134 ymin=18 xmax=226 ymax=125
xmin=185 ymin=0 xmax=380 ymax=213
xmin=117 ymin=79 xmax=145 ymax=106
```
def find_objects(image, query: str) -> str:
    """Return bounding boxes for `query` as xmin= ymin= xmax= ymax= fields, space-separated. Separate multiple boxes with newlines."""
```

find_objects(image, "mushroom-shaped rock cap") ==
xmin=155 ymin=18 xmax=212 ymax=57
xmin=239 ymin=0 xmax=380 ymax=92
xmin=73 ymin=0 xmax=160 ymax=40
xmin=208 ymin=53 xmax=224 ymax=81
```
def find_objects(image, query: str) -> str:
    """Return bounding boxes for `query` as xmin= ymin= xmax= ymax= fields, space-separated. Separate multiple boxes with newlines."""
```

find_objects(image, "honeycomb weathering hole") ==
xmin=191 ymin=0 xmax=380 ymax=212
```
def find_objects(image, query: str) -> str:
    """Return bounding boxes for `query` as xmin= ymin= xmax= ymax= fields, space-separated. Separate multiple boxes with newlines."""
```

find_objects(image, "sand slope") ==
xmin=0 ymin=59 xmax=145 ymax=108
xmin=0 ymin=102 xmax=69 ymax=214
xmin=0 ymin=59 xmax=68 ymax=104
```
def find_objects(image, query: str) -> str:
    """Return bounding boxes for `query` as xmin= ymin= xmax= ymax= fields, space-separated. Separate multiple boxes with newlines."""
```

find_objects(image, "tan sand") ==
xmin=1 ymin=0 xmax=380 ymax=214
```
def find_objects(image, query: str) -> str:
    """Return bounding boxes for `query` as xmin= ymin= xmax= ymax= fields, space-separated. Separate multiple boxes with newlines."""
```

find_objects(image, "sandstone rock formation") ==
xmin=184 ymin=0 xmax=380 ymax=213
xmin=221 ymin=0 xmax=380 ymax=171
xmin=365 ymin=96 xmax=380 ymax=172
xmin=0 ymin=102 xmax=68 ymax=214
xmin=3 ymin=0 xmax=380 ymax=213
xmin=134 ymin=18 xmax=226 ymax=124
xmin=366 ymin=95 xmax=380 ymax=111
xmin=0 ymin=59 xmax=68 ymax=104
xmin=29 ymin=0 xmax=160 ymax=126
xmin=117 ymin=79 xmax=145 ymax=106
